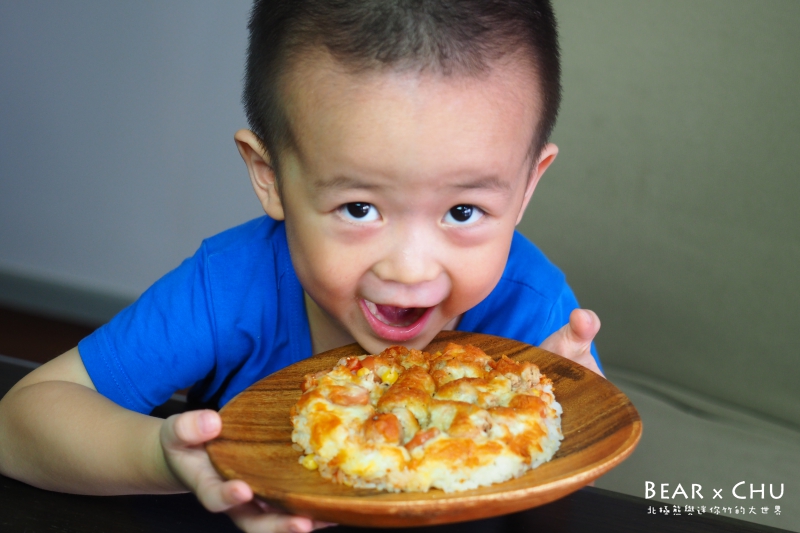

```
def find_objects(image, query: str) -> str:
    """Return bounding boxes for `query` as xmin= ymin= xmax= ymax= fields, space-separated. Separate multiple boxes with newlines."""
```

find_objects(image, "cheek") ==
xmin=444 ymin=242 xmax=510 ymax=313
xmin=286 ymin=222 xmax=369 ymax=301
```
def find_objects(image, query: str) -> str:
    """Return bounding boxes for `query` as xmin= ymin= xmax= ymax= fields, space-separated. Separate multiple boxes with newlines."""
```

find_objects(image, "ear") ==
xmin=515 ymin=143 xmax=558 ymax=225
xmin=234 ymin=129 xmax=285 ymax=221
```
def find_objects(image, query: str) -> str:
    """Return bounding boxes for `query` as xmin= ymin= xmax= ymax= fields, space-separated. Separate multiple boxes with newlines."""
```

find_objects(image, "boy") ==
xmin=0 ymin=1 xmax=602 ymax=532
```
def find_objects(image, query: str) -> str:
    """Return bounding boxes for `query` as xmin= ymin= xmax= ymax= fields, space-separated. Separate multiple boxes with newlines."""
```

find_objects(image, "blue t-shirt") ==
xmin=79 ymin=216 xmax=600 ymax=414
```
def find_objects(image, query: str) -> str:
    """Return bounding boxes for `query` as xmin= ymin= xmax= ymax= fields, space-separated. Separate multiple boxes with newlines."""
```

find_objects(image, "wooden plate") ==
xmin=206 ymin=331 xmax=641 ymax=527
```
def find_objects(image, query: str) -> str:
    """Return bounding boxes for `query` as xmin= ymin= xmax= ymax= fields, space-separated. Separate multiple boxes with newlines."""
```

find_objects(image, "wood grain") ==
xmin=206 ymin=331 xmax=642 ymax=527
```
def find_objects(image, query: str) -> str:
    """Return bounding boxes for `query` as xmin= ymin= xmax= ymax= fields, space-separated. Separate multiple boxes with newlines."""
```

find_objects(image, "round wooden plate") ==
xmin=206 ymin=331 xmax=641 ymax=527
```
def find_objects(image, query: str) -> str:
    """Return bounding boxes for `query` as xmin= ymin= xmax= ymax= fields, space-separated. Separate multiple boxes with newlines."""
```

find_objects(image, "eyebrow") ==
xmin=311 ymin=175 xmax=380 ymax=192
xmin=311 ymin=174 xmax=512 ymax=192
xmin=452 ymin=176 xmax=512 ymax=191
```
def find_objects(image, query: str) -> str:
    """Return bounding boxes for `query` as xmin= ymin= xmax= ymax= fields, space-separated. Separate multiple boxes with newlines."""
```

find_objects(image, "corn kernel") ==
xmin=382 ymin=368 xmax=399 ymax=385
xmin=356 ymin=367 xmax=370 ymax=378
xmin=300 ymin=455 xmax=318 ymax=470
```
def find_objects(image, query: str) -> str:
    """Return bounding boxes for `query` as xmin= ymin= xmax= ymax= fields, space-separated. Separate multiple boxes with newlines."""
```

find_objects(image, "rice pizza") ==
xmin=290 ymin=343 xmax=563 ymax=493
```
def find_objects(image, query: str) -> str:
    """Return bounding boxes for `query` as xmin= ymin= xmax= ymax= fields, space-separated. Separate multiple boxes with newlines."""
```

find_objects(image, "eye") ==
xmin=443 ymin=204 xmax=484 ymax=226
xmin=339 ymin=202 xmax=380 ymax=222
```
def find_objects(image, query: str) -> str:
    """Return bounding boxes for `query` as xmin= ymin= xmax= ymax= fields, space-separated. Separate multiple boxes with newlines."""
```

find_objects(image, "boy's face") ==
xmin=240 ymin=51 xmax=557 ymax=355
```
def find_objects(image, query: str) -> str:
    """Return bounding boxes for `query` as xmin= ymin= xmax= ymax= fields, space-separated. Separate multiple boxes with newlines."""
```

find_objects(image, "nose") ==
xmin=371 ymin=223 xmax=443 ymax=287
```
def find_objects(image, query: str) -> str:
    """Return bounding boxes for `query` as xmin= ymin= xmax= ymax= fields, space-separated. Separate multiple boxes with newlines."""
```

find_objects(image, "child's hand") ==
xmin=540 ymin=309 xmax=604 ymax=377
xmin=160 ymin=410 xmax=334 ymax=533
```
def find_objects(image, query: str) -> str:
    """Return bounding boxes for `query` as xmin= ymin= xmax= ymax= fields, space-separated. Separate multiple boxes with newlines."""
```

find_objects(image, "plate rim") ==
xmin=207 ymin=332 xmax=642 ymax=526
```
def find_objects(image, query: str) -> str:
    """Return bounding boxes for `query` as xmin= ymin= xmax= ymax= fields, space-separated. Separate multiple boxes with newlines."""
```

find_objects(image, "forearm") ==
xmin=0 ymin=380 xmax=184 ymax=495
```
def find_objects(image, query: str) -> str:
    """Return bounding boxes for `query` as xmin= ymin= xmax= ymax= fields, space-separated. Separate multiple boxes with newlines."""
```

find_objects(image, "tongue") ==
xmin=375 ymin=304 xmax=426 ymax=327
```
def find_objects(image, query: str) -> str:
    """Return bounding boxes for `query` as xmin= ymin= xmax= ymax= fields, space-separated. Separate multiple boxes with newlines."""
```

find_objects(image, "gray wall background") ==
xmin=0 ymin=0 xmax=261 ymax=301
xmin=2 ymin=1 xmax=799 ymax=433
xmin=522 ymin=0 xmax=800 ymax=430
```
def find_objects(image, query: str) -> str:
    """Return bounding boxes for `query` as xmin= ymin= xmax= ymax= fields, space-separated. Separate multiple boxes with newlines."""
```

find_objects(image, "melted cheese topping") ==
xmin=290 ymin=343 xmax=563 ymax=492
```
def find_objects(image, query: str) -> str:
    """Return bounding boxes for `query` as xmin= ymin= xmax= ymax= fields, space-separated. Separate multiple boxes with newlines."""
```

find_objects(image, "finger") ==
xmin=568 ymin=308 xmax=600 ymax=343
xmin=540 ymin=309 xmax=599 ymax=356
xmin=229 ymin=503 xmax=316 ymax=533
xmin=539 ymin=309 xmax=604 ymax=376
xmin=195 ymin=478 xmax=253 ymax=513
xmin=567 ymin=309 xmax=604 ymax=376
xmin=252 ymin=501 xmax=337 ymax=531
xmin=162 ymin=410 xmax=222 ymax=449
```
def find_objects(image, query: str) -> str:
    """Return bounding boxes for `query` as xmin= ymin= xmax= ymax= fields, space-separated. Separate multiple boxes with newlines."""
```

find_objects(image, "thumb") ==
xmin=540 ymin=308 xmax=600 ymax=359
xmin=566 ymin=308 xmax=601 ymax=345
xmin=162 ymin=410 xmax=222 ymax=450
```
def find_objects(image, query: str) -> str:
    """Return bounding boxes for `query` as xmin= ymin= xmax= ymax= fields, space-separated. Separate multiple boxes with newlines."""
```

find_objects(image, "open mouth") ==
xmin=360 ymin=299 xmax=435 ymax=342
xmin=364 ymin=300 xmax=427 ymax=327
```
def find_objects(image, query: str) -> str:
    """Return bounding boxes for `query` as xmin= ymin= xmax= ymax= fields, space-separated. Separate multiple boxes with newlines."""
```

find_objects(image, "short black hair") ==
xmin=243 ymin=0 xmax=561 ymax=170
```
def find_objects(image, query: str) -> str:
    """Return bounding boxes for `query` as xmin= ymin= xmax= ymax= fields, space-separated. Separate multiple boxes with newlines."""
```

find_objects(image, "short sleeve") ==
xmin=78 ymin=245 xmax=218 ymax=414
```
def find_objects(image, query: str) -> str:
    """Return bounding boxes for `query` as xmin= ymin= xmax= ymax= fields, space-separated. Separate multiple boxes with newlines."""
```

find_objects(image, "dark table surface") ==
xmin=0 ymin=357 xmax=790 ymax=533
xmin=0 ymin=474 xmax=789 ymax=533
